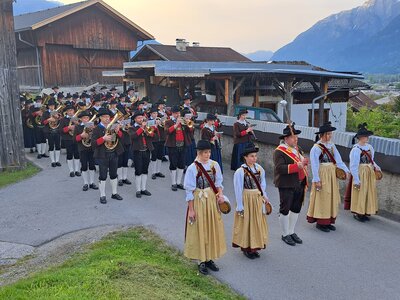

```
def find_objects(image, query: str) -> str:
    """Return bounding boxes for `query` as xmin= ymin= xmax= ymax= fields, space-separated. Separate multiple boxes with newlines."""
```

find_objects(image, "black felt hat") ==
xmin=206 ymin=113 xmax=217 ymax=121
xmin=93 ymin=94 xmax=102 ymax=102
xmin=150 ymin=107 xmax=158 ymax=113
xmin=100 ymin=86 xmax=107 ymax=90
xmin=57 ymin=92 xmax=64 ymax=99
xmin=109 ymin=99 xmax=118 ymax=105
xmin=110 ymin=86 xmax=117 ymax=91
xmin=315 ymin=121 xmax=336 ymax=135
xmin=279 ymin=123 xmax=302 ymax=139
xmin=171 ymin=105 xmax=180 ymax=113
xmin=63 ymin=105 xmax=75 ymax=112
xmin=46 ymin=98 xmax=57 ymax=106
xmin=237 ymin=109 xmax=248 ymax=117
xmin=127 ymin=87 xmax=135 ymax=92
xmin=196 ymin=140 xmax=212 ymax=150
xmin=78 ymin=110 xmax=91 ymax=118
xmin=241 ymin=145 xmax=259 ymax=157
xmin=352 ymin=123 xmax=374 ymax=144
xmin=35 ymin=96 xmax=42 ymax=102
xmin=132 ymin=110 xmax=144 ymax=120
xmin=97 ymin=107 xmax=112 ymax=117
xmin=181 ymin=108 xmax=191 ymax=117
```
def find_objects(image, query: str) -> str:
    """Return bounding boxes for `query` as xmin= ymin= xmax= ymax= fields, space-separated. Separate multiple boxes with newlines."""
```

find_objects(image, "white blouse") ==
xmin=349 ymin=143 xmax=380 ymax=185
xmin=183 ymin=159 xmax=223 ymax=202
xmin=233 ymin=163 xmax=267 ymax=212
xmin=310 ymin=141 xmax=349 ymax=183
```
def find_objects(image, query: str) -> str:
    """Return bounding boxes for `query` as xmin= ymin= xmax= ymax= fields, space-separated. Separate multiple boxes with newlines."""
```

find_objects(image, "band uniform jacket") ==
xmin=91 ymin=125 xmax=124 ymax=159
xmin=164 ymin=119 xmax=187 ymax=148
xmin=129 ymin=125 xmax=154 ymax=152
xmin=273 ymin=145 xmax=307 ymax=188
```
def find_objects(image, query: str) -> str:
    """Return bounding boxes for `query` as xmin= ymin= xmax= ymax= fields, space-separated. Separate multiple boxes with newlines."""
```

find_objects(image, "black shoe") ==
xmin=282 ymin=235 xmax=296 ymax=246
xmin=136 ymin=191 xmax=142 ymax=198
xmin=122 ymin=179 xmax=131 ymax=185
xmin=243 ymin=251 xmax=256 ymax=259
xmin=152 ymin=174 xmax=157 ymax=180
xmin=111 ymin=194 xmax=123 ymax=200
xmin=316 ymin=224 xmax=330 ymax=232
xmin=41 ymin=154 xmax=49 ymax=158
xmin=156 ymin=172 xmax=165 ymax=178
xmin=364 ymin=216 xmax=370 ymax=221
xmin=198 ymin=262 xmax=208 ymax=275
xmin=327 ymin=225 xmax=336 ymax=231
xmin=56 ymin=162 xmax=62 ymax=167
xmin=89 ymin=183 xmax=98 ymax=190
xmin=162 ymin=157 xmax=168 ymax=162
xmin=253 ymin=252 xmax=260 ymax=258
xmin=130 ymin=162 xmax=135 ymax=168
xmin=118 ymin=180 xmax=124 ymax=186
xmin=75 ymin=172 xmax=81 ymax=177
xmin=205 ymin=260 xmax=219 ymax=271
xmin=70 ymin=172 xmax=75 ymax=177
xmin=100 ymin=196 xmax=107 ymax=204
xmin=141 ymin=190 xmax=152 ymax=196
xmin=37 ymin=154 xmax=42 ymax=159
xmin=82 ymin=184 xmax=89 ymax=191
xmin=177 ymin=184 xmax=185 ymax=190
xmin=171 ymin=184 xmax=178 ymax=191
xmin=51 ymin=163 xmax=57 ymax=168
xmin=353 ymin=214 xmax=366 ymax=222
xmin=291 ymin=233 xmax=303 ymax=244
xmin=30 ymin=148 xmax=34 ymax=153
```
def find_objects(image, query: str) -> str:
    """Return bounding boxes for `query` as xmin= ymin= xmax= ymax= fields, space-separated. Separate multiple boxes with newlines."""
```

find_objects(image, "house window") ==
xmin=308 ymin=109 xmax=330 ymax=127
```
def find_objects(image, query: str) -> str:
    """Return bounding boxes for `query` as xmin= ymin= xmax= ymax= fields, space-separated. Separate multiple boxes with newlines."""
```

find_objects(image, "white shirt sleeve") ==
xmin=183 ymin=164 xmax=197 ymax=202
xmin=310 ymin=145 xmax=322 ymax=183
xmin=233 ymin=168 xmax=244 ymax=211
xmin=349 ymin=147 xmax=361 ymax=185
xmin=333 ymin=145 xmax=350 ymax=173
xmin=259 ymin=164 xmax=268 ymax=198
xmin=213 ymin=161 xmax=224 ymax=189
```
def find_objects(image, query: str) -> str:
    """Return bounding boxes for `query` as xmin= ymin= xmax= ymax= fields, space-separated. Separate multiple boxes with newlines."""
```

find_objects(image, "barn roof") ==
xmin=14 ymin=0 xmax=154 ymax=40
xmin=132 ymin=44 xmax=251 ymax=62
xmin=349 ymin=91 xmax=378 ymax=111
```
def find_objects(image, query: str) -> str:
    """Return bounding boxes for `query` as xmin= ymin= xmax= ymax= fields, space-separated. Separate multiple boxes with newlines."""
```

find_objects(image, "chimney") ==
xmin=176 ymin=38 xmax=188 ymax=52
xmin=192 ymin=42 xmax=200 ymax=47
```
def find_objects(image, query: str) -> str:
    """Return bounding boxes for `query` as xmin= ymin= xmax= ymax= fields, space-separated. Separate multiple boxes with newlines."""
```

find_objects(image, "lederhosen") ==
xmin=165 ymin=119 xmax=186 ymax=170
xmin=130 ymin=125 xmax=153 ymax=176
xmin=74 ymin=124 xmax=95 ymax=172
xmin=91 ymin=124 xmax=124 ymax=181
xmin=60 ymin=116 xmax=79 ymax=160
xmin=42 ymin=110 xmax=61 ymax=151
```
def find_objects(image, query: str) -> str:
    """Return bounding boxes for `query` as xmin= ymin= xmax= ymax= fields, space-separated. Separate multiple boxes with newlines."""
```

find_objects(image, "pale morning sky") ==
xmin=58 ymin=0 xmax=367 ymax=53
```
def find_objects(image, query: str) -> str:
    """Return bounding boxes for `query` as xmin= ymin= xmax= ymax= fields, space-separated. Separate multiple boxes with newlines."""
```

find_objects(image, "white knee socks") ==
xmin=110 ymin=178 xmax=118 ymax=195
xmin=279 ymin=214 xmax=290 ymax=237
xmin=82 ymin=171 xmax=89 ymax=185
xmin=74 ymin=159 xmax=80 ymax=172
xmin=141 ymin=174 xmax=147 ymax=191
xmin=288 ymin=212 xmax=299 ymax=235
xmin=177 ymin=168 xmax=184 ymax=185
xmin=99 ymin=181 xmax=106 ymax=197
xmin=170 ymin=170 xmax=177 ymax=185
xmin=135 ymin=176 xmax=141 ymax=192
xmin=67 ymin=160 xmax=74 ymax=172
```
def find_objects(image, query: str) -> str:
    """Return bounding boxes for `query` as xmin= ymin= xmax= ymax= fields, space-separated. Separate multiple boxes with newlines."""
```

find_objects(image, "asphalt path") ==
xmin=0 ymin=152 xmax=399 ymax=299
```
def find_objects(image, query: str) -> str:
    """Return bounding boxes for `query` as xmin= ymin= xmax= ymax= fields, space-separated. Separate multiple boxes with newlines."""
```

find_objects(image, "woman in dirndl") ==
xmin=232 ymin=145 xmax=270 ymax=259
xmin=347 ymin=123 xmax=380 ymax=222
xmin=183 ymin=140 xmax=226 ymax=275
xmin=307 ymin=122 xmax=349 ymax=232
xmin=230 ymin=109 xmax=255 ymax=170
xmin=201 ymin=113 xmax=223 ymax=172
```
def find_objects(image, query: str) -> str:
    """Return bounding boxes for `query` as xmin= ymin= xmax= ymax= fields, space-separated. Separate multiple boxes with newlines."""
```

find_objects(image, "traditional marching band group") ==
xmin=20 ymin=87 xmax=381 ymax=275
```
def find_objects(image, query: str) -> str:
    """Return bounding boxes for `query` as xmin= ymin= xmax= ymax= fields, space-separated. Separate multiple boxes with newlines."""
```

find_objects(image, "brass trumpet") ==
xmin=104 ymin=111 xmax=124 ymax=150
xmin=49 ymin=104 xmax=65 ymax=130
xmin=181 ymin=118 xmax=194 ymax=128
xmin=82 ymin=113 xmax=98 ymax=148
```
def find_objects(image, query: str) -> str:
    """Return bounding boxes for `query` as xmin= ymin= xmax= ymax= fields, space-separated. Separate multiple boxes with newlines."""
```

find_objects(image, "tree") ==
xmin=0 ymin=0 xmax=26 ymax=170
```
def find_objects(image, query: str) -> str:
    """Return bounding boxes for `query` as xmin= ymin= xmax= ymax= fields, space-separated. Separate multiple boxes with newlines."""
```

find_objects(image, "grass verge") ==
xmin=0 ymin=227 xmax=244 ymax=300
xmin=0 ymin=162 xmax=40 ymax=189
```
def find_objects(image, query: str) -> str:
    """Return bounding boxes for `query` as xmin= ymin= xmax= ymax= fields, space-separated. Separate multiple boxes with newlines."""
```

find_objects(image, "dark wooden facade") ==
xmin=15 ymin=1 xmax=153 ymax=87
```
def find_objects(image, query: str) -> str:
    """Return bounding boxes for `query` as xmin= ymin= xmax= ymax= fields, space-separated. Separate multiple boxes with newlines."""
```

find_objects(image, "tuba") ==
xmin=104 ymin=111 xmax=124 ymax=150
xmin=82 ymin=113 xmax=98 ymax=148
xmin=48 ymin=104 xmax=65 ymax=130
xmin=68 ymin=106 xmax=88 ymax=136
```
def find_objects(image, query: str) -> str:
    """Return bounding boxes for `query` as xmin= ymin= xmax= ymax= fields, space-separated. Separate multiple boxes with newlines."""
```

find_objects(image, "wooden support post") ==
xmin=255 ymin=79 xmax=260 ymax=107
xmin=178 ymin=79 xmax=185 ymax=98
xmin=284 ymin=81 xmax=293 ymax=122
xmin=0 ymin=0 xmax=26 ymax=169
xmin=123 ymin=81 xmax=127 ymax=92
xmin=224 ymin=78 xmax=229 ymax=105
xmin=225 ymin=79 xmax=234 ymax=116
xmin=235 ymin=86 xmax=240 ymax=104
xmin=144 ymin=76 xmax=150 ymax=97
xmin=319 ymin=79 xmax=328 ymax=126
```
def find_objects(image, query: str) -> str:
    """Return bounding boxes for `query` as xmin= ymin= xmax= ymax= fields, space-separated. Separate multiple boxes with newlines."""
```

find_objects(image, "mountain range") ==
xmin=271 ymin=0 xmax=400 ymax=74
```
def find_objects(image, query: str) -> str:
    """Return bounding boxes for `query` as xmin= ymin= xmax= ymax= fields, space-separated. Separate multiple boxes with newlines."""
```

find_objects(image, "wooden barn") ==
xmin=14 ymin=0 xmax=154 ymax=88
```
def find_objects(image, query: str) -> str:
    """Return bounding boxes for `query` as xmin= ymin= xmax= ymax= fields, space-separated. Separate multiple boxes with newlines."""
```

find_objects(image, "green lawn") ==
xmin=0 ymin=162 xmax=40 ymax=189
xmin=0 ymin=228 xmax=244 ymax=300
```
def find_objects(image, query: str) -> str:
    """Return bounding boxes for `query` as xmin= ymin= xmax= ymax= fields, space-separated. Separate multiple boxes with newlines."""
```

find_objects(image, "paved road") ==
xmin=1 ymin=152 xmax=399 ymax=299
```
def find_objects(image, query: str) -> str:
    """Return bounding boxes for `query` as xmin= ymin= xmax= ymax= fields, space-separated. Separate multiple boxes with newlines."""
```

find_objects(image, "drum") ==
xmin=218 ymin=195 xmax=231 ymax=214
